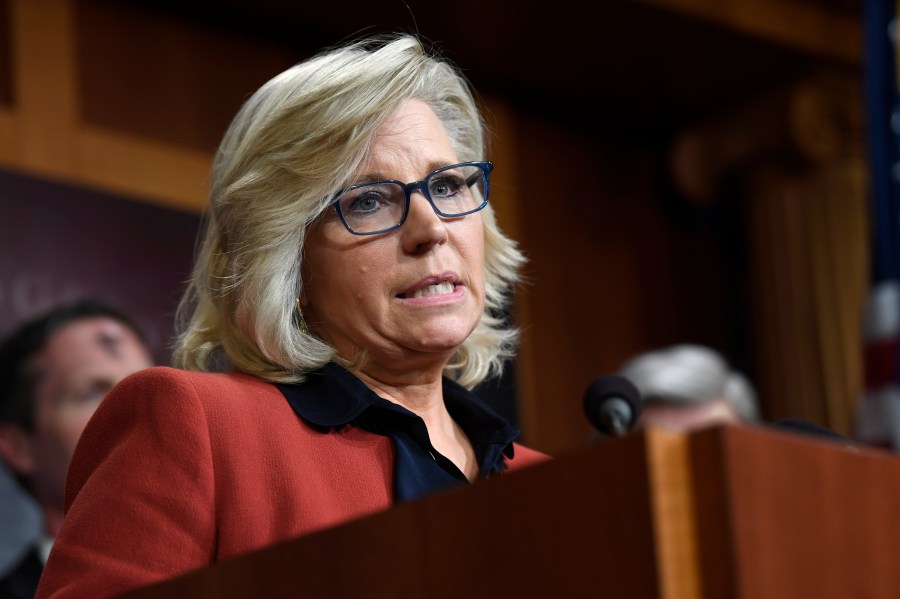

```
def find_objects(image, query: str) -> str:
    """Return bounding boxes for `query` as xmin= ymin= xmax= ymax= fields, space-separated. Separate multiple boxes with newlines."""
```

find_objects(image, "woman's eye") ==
xmin=344 ymin=190 xmax=386 ymax=215
xmin=353 ymin=195 xmax=380 ymax=212
xmin=430 ymin=175 xmax=464 ymax=198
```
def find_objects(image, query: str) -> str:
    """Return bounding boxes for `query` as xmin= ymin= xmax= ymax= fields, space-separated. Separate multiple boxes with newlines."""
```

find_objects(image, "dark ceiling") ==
xmin=127 ymin=0 xmax=862 ymax=142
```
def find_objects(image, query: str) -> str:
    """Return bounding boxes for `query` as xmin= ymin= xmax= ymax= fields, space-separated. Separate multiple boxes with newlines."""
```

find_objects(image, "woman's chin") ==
xmin=395 ymin=328 xmax=472 ymax=356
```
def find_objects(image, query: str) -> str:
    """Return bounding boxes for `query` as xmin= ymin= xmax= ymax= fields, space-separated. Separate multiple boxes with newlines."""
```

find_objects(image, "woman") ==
xmin=36 ymin=34 xmax=547 ymax=598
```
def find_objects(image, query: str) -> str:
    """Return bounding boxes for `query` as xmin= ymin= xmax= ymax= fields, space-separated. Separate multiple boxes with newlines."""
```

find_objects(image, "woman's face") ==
xmin=301 ymin=99 xmax=486 ymax=376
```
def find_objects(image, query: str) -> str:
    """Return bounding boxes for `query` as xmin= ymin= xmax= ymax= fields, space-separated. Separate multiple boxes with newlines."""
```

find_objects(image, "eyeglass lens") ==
xmin=336 ymin=162 xmax=487 ymax=234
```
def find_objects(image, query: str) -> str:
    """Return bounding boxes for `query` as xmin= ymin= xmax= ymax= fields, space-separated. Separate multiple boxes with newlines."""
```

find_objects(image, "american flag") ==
xmin=856 ymin=0 xmax=900 ymax=450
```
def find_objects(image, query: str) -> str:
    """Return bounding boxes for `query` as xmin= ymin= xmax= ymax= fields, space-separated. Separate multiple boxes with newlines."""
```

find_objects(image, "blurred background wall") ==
xmin=0 ymin=0 xmax=869 ymax=456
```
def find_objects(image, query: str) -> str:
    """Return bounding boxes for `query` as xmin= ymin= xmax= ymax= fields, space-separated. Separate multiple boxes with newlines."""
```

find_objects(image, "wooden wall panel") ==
xmin=0 ymin=0 xmax=11 ymax=107
xmin=512 ymin=115 xmax=740 ymax=455
xmin=0 ymin=0 xmax=869 ymax=451
xmin=76 ymin=0 xmax=299 ymax=154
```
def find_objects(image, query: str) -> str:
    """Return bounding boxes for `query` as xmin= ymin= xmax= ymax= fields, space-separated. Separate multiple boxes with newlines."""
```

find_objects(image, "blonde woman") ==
xmin=37 ymin=35 xmax=547 ymax=598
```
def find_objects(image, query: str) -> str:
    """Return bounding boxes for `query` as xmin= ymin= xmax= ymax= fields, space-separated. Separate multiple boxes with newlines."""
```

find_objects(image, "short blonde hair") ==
xmin=174 ymin=34 xmax=525 ymax=388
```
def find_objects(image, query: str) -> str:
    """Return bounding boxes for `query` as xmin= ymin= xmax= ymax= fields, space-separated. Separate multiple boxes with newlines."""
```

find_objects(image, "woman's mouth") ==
xmin=402 ymin=281 xmax=457 ymax=299
xmin=397 ymin=273 xmax=463 ymax=300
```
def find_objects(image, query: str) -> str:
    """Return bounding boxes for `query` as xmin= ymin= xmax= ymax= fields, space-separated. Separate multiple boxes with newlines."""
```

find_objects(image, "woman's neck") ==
xmin=352 ymin=366 xmax=478 ymax=481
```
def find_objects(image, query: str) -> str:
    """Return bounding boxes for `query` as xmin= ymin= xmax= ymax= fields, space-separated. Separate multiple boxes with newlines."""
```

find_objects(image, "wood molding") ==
xmin=10 ymin=0 xmax=79 ymax=174
xmin=78 ymin=125 xmax=210 ymax=213
xmin=0 ymin=0 xmax=212 ymax=213
xmin=647 ymin=429 xmax=702 ymax=599
xmin=0 ymin=107 xmax=15 ymax=163
xmin=669 ymin=73 xmax=862 ymax=204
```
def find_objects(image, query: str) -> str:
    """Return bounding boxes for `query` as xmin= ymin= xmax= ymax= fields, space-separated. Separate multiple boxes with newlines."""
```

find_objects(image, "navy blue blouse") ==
xmin=276 ymin=362 xmax=519 ymax=503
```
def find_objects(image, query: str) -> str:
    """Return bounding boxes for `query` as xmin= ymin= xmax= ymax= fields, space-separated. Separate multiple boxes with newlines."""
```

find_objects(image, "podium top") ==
xmin=118 ymin=424 xmax=900 ymax=599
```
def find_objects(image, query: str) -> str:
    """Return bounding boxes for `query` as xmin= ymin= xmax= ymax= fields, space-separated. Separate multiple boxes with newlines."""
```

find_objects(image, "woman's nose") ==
xmin=400 ymin=192 xmax=448 ymax=254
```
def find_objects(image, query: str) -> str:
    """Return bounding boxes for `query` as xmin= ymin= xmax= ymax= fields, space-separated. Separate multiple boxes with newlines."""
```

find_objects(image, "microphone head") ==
xmin=583 ymin=375 xmax=643 ymax=437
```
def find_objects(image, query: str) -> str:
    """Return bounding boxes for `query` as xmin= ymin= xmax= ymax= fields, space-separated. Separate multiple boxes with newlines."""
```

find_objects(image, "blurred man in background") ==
xmin=0 ymin=299 xmax=154 ymax=598
xmin=619 ymin=343 xmax=760 ymax=432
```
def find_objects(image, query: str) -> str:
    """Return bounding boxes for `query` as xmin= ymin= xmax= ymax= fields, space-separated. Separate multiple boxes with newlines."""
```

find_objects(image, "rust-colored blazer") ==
xmin=35 ymin=367 xmax=548 ymax=599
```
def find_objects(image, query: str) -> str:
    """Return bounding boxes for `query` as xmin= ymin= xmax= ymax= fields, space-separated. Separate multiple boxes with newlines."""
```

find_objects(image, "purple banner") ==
xmin=0 ymin=168 xmax=201 ymax=365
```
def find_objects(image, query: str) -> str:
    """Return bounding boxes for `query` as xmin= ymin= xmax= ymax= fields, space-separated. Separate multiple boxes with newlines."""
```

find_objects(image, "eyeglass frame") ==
xmin=330 ymin=161 xmax=493 ymax=236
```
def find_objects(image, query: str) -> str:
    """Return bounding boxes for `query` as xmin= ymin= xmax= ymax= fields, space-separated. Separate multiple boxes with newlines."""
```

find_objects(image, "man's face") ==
xmin=637 ymin=397 xmax=742 ymax=432
xmin=26 ymin=317 xmax=153 ymax=510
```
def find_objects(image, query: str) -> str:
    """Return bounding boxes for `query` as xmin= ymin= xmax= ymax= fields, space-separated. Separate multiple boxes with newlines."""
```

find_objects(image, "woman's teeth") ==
xmin=411 ymin=282 xmax=455 ymax=298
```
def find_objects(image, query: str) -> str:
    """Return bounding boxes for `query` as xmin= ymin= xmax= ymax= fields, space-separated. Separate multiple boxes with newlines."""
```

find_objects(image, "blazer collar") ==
xmin=276 ymin=362 xmax=518 ymax=460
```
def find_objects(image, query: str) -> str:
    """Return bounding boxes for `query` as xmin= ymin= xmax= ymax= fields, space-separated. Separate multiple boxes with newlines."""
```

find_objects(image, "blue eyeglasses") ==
xmin=331 ymin=161 xmax=492 ymax=235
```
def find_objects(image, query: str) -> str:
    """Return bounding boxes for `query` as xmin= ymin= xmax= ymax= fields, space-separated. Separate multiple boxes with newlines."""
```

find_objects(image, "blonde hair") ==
xmin=173 ymin=34 xmax=525 ymax=388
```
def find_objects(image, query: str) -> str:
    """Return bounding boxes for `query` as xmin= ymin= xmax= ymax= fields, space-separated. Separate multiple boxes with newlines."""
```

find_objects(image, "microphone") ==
xmin=583 ymin=375 xmax=643 ymax=438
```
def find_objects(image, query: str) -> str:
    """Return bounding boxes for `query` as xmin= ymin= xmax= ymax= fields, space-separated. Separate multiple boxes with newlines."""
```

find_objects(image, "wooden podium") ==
xmin=118 ymin=425 xmax=900 ymax=599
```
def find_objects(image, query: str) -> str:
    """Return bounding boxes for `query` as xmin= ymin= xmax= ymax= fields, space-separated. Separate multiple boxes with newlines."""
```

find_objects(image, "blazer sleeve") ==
xmin=36 ymin=367 xmax=218 ymax=599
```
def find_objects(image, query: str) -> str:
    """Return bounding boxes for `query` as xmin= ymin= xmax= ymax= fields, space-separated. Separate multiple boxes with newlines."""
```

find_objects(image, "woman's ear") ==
xmin=0 ymin=423 xmax=36 ymax=476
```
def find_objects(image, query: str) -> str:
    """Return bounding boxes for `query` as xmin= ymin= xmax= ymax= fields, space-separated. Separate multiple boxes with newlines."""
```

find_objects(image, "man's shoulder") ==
xmin=0 ymin=545 xmax=42 ymax=599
